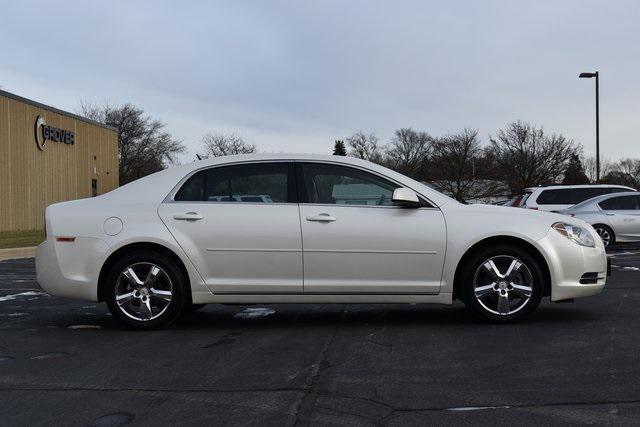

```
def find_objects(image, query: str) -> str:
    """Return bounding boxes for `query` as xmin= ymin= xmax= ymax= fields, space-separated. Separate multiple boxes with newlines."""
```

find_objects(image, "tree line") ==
xmin=330 ymin=123 xmax=579 ymax=201
xmin=79 ymin=101 xmax=640 ymax=201
xmin=332 ymin=124 xmax=640 ymax=201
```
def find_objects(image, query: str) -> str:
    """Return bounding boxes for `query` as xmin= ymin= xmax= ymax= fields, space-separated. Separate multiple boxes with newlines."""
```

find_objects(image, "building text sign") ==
xmin=34 ymin=116 xmax=75 ymax=151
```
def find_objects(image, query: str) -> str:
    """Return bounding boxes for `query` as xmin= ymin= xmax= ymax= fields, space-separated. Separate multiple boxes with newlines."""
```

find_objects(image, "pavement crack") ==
xmin=290 ymin=308 xmax=346 ymax=426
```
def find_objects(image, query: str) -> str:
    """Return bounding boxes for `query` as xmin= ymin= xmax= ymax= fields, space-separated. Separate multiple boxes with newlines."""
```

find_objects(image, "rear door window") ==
xmin=174 ymin=163 xmax=295 ymax=203
xmin=599 ymin=196 xmax=640 ymax=210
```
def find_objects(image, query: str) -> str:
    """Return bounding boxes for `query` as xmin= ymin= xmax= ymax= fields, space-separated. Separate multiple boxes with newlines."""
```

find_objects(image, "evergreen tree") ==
xmin=333 ymin=140 xmax=347 ymax=156
xmin=562 ymin=154 xmax=590 ymax=184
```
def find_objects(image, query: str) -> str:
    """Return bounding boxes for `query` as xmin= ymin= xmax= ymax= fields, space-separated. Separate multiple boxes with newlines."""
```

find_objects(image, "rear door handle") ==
xmin=173 ymin=212 xmax=203 ymax=221
xmin=306 ymin=213 xmax=337 ymax=222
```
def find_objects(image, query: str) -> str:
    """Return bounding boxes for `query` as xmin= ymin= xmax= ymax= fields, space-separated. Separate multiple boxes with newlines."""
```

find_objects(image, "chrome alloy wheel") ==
xmin=473 ymin=255 xmax=534 ymax=316
xmin=594 ymin=226 xmax=612 ymax=247
xmin=114 ymin=262 xmax=173 ymax=322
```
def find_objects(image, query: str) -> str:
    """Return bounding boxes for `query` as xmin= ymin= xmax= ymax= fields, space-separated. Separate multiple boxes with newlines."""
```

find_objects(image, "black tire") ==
xmin=593 ymin=224 xmax=615 ymax=249
xmin=105 ymin=251 xmax=187 ymax=330
xmin=459 ymin=244 xmax=544 ymax=323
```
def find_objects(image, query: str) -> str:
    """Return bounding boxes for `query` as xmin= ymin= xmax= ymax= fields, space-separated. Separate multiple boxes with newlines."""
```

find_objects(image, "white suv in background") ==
xmin=516 ymin=184 xmax=636 ymax=211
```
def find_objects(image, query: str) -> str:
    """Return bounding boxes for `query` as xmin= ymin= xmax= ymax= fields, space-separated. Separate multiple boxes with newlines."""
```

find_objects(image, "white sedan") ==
xmin=36 ymin=154 xmax=608 ymax=329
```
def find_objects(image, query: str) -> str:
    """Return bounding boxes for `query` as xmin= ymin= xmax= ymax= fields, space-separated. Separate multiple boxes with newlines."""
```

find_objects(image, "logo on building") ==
xmin=34 ymin=116 xmax=75 ymax=151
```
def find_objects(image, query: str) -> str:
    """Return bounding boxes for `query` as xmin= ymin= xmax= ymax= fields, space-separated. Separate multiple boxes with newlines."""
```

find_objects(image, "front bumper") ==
xmin=36 ymin=237 xmax=110 ymax=302
xmin=537 ymin=228 xmax=607 ymax=302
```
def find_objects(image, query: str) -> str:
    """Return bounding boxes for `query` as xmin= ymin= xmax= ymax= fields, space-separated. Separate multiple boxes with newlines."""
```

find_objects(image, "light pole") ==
xmin=579 ymin=71 xmax=599 ymax=182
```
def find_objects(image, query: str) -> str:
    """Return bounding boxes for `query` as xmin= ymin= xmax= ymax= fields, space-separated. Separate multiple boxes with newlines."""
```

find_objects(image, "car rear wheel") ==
xmin=105 ymin=252 xmax=187 ymax=329
xmin=593 ymin=224 xmax=614 ymax=248
xmin=460 ymin=245 xmax=544 ymax=323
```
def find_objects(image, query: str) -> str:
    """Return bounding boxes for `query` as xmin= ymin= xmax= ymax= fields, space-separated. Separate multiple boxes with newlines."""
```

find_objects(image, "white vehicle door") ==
xmin=600 ymin=195 xmax=640 ymax=239
xmin=297 ymin=162 xmax=446 ymax=294
xmin=158 ymin=162 xmax=303 ymax=294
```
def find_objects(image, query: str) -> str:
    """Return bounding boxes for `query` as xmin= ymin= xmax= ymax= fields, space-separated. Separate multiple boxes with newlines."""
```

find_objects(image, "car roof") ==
xmin=524 ymin=184 xmax=635 ymax=192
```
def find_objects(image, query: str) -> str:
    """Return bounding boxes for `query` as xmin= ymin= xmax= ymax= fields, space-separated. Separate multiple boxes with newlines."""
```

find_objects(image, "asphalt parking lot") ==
xmin=1 ymin=247 xmax=640 ymax=426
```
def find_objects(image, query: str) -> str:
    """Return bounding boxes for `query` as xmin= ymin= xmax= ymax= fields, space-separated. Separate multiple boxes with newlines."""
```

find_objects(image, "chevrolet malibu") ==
xmin=36 ymin=154 xmax=608 ymax=329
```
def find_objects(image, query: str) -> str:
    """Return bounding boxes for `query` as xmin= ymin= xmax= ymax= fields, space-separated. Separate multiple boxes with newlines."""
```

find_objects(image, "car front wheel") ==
xmin=105 ymin=252 xmax=187 ymax=329
xmin=593 ymin=224 xmax=614 ymax=248
xmin=460 ymin=245 xmax=544 ymax=323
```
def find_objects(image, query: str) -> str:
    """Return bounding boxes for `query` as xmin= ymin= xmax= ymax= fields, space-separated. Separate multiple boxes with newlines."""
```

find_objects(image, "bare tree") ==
xmin=601 ymin=158 xmax=640 ymax=188
xmin=386 ymin=128 xmax=432 ymax=177
xmin=200 ymin=133 xmax=256 ymax=158
xmin=582 ymin=156 xmax=612 ymax=183
xmin=345 ymin=131 xmax=384 ymax=163
xmin=615 ymin=158 xmax=640 ymax=179
xmin=78 ymin=100 xmax=185 ymax=185
xmin=489 ymin=121 xmax=581 ymax=194
xmin=429 ymin=128 xmax=500 ymax=202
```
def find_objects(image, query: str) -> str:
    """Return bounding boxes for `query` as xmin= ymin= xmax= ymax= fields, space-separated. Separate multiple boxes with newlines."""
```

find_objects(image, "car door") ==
xmin=297 ymin=162 xmax=446 ymax=294
xmin=599 ymin=195 xmax=640 ymax=239
xmin=158 ymin=162 xmax=303 ymax=294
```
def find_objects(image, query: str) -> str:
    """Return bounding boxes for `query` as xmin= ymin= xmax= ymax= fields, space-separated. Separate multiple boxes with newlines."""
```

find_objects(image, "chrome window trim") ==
xmin=298 ymin=203 xmax=439 ymax=211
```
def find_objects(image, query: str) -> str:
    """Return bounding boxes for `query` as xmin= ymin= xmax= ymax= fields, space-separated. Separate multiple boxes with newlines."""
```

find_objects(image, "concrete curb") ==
xmin=0 ymin=246 xmax=37 ymax=261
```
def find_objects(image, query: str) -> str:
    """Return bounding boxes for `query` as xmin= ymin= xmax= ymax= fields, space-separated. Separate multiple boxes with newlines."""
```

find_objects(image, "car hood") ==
xmin=440 ymin=203 xmax=592 ymax=243
xmin=462 ymin=203 xmax=584 ymax=225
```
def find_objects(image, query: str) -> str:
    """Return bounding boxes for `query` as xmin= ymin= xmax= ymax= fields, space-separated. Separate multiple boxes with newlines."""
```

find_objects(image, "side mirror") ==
xmin=392 ymin=188 xmax=421 ymax=208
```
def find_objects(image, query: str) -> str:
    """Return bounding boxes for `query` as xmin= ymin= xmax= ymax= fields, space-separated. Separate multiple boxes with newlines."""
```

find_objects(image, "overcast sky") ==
xmin=1 ymin=0 xmax=639 ymax=162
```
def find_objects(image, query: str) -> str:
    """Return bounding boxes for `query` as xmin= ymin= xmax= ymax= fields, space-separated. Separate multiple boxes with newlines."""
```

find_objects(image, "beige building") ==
xmin=0 ymin=90 xmax=119 ymax=232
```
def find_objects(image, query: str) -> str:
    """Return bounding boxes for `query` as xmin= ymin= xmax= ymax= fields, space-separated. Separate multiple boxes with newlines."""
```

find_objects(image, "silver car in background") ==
xmin=559 ymin=192 xmax=640 ymax=248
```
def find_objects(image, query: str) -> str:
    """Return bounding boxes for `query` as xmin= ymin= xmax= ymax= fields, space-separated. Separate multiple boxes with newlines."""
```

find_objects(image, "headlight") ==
xmin=552 ymin=222 xmax=596 ymax=247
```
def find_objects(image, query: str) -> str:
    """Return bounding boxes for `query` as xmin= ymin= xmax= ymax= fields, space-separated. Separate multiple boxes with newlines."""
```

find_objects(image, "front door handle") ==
xmin=306 ymin=213 xmax=337 ymax=222
xmin=173 ymin=212 xmax=204 ymax=221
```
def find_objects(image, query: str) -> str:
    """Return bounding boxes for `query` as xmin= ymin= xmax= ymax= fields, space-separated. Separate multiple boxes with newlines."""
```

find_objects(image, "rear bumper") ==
xmin=36 ymin=237 xmax=110 ymax=302
xmin=537 ymin=229 xmax=607 ymax=302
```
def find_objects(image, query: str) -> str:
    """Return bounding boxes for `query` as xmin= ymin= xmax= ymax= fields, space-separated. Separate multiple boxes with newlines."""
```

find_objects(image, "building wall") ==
xmin=0 ymin=92 xmax=119 ymax=232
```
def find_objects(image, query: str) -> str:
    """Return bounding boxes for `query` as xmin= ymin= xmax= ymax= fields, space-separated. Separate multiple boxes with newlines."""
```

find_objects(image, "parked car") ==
xmin=37 ymin=154 xmax=608 ymax=329
xmin=515 ymin=184 xmax=635 ymax=211
xmin=559 ymin=192 xmax=640 ymax=248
